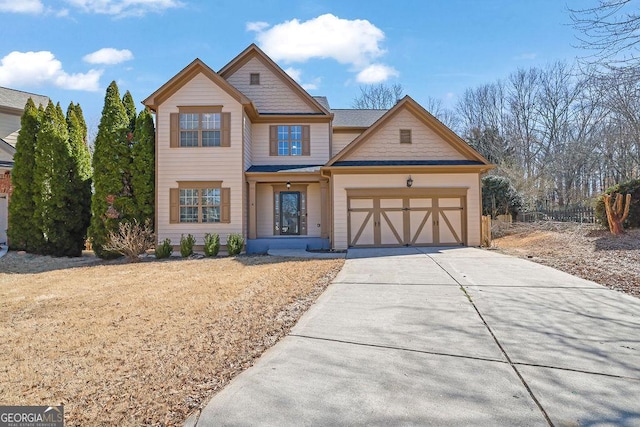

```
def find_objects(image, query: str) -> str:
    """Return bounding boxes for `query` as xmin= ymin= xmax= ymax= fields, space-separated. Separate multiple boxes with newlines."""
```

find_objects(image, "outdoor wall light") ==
xmin=406 ymin=176 xmax=413 ymax=187
xmin=286 ymin=181 xmax=291 ymax=189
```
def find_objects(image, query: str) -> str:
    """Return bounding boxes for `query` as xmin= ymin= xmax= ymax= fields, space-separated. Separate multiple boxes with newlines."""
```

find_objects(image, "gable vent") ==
xmin=400 ymin=129 xmax=412 ymax=144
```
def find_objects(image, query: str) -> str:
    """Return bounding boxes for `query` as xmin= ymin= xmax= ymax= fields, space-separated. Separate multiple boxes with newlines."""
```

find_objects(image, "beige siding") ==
xmin=332 ymin=173 xmax=481 ymax=249
xmin=346 ymin=109 xmax=467 ymax=161
xmin=0 ymin=113 xmax=21 ymax=147
xmin=251 ymin=123 xmax=330 ymax=165
xmin=156 ymin=72 xmax=245 ymax=245
xmin=225 ymin=57 xmax=316 ymax=113
xmin=256 ymin=182 xmax=322 ymax=238
xmin=332 ymin=131 xmax=362 ymax=157
xmin=0 ymin=147 xmax=13 ymax=162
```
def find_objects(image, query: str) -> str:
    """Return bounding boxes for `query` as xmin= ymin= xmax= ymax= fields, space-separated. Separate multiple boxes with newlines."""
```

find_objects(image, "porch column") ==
xmin=320 ymin=179 xmax=329 ymax=239
xmin=248 ymin=180 xmax=257 ymax=239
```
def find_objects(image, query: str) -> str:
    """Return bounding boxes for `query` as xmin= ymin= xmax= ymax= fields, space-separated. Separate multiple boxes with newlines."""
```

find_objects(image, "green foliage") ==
xmin=131 ymin=109 xmax=155 ymax=225
xmin=89 ymin=81 xmax=133 ymax=258
xmin=180 ymin=233 xmax=196 ymax=257
xmin=65 ymin=102 xmax=92 ymax=256
xmin=595 ymin=178 xmax=640 ymax=229
xmin=122 ymin=90 xmax=137 ymax=133
xmin=226 ymin=233 xmax=244 ymax=256
xmin=33 ymin=101 xmax=76 ymax=256
xmin=482 ymin=175 xmax=523 ymax=218
xmin=8 ymin=98 xmax=43 ymax=251
xmin=203 ymin=233 xmax=220 ymax=257
xmin=155 ymin=238 xmax=173 ymax=259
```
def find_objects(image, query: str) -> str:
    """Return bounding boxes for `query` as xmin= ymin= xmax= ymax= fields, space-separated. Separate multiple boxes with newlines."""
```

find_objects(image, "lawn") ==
xmin=0 ymin=253 xmax=344 ymax=426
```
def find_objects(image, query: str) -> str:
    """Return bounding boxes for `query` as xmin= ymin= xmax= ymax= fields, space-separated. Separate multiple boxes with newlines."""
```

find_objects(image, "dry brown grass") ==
xmin=493 ymin=222 xmax=640 ymax=298
xmin=0 ymin=253 xmax=344 ymax=426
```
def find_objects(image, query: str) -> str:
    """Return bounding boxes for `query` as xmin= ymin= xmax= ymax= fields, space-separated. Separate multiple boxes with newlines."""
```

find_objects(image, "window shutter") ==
xmin=221 ymin=112 xmax=231 ymax=147
xmin=170 ymin=188 xmax=179 ymax=223
xmin=269 ymin=125 xmax=278 ymax=156
xmin=302 ymin=125 xmax=311 ymax=156
xmin=221 ymin=187 xmax=231 ymax=223
xmin=170 ymin=113 xmax=179 ymax=148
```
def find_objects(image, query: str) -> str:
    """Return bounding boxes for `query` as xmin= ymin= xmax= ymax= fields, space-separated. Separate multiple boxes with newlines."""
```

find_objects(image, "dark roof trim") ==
xmin=246 ymin=164 xmax=323 ymax=173
xmin=0 ymin=160 xmax=14 ymax=168
xmin=332 ymin=160 xmax=485 ymax=167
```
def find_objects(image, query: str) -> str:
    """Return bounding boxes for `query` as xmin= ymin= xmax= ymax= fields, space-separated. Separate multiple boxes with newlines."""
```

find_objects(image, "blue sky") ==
xmin=0 ymin=0 xmax=589 ymax=130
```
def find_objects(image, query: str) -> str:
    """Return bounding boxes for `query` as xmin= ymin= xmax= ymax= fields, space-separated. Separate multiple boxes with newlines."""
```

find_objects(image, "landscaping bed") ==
xmin=492 ymin=222 xmax=640 ymax=298
xmin=0 ymin=253 xmax=343 ymax=426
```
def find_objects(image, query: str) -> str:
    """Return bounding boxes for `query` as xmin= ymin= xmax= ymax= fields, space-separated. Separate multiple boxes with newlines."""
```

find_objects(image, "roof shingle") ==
xmin=0 ymin=87 xmax=49 ymax=111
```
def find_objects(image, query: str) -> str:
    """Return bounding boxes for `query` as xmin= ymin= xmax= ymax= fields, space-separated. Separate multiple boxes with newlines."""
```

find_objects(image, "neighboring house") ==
xmin=143 ymin=44 xmax=493 ymax=253
xmin=0 ymin=87 xmax=49 ymax=244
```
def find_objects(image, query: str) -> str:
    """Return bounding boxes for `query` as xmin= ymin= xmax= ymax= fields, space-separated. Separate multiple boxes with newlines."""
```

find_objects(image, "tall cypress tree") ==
xmin=89 ymin=81 xmax=132 ymax=258
xmin=7 ymin=98 xmax=41 ymax=251
xmin=131 ymin=109 xmax=155 ymax=225
xmin=122 ymin=90 xmax=136 ymax=133
xmin=66 ymin=102 xmax=93 ymax=255
xmin=33 ymin=101 xmax=74 ymax=255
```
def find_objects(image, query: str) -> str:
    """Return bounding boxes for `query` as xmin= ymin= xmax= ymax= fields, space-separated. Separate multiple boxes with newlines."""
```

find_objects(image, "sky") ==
xmin=0 ymin=0 xmax=592 ymax=131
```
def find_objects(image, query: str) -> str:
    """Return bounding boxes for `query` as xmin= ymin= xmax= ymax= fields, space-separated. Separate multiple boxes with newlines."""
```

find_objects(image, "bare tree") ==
xmin=570 ymin=0 xmax=640 ymax=72
xmin=352 ymin=84 xmax=404 ymax=109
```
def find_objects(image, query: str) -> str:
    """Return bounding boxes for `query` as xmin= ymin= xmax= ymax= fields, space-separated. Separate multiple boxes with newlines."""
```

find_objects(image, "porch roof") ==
xmin=246 ymin=165 xmax=323 ymax=173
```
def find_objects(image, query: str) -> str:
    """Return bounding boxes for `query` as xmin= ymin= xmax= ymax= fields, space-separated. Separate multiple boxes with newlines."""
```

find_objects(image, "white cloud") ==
xmin=83 ymin=48 xmax=134 ymax=65
xmin=284 ymin=67 xmax=321 ymax=91
xmin=0 ymin=0 xmax=44 ymax=13
xmin=250 ymin=14 xmax=399 ymax=83
xmin=356 ymin=63 xmax=399 ymax=84
xmin=64 ymin=0 xmax=183 ymax=17
xmin=250 ymin=14 xmax=385 ymax=67
xmin=246 ymin=21 xmax=269 ymax=32
xmin=0 ymin=51 xmax=102 ymax=91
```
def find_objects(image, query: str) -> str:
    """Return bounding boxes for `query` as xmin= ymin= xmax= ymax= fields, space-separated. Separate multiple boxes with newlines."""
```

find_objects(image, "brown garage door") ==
xmin=347 ymin=189 xmax=467 ymax=247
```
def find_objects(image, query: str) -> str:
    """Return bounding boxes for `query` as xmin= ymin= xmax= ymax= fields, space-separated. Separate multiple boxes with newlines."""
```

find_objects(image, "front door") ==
xmin=280 ymin=191 xmax=300 ymax=235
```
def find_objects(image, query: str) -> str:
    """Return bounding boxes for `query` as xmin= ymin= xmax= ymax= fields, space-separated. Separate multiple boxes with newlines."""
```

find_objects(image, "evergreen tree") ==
xmin=131 ymin=109 xmax=155 ymax=225
xmin=66 ymin=102 xmax=93 ymax=255
xmin=122 ymin=90 xmax=137 ymax=133
xmin=7 ymin=98 xmax=42 ymax=251
xmin=33 ymin=101 xmax=74 ymax=255
xmin=89 ymin=81 xmax=133 ymax=258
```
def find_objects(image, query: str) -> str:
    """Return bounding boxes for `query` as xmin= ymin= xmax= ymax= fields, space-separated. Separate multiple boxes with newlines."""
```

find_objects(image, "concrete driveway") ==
xmin=193 ymin=247 xmax=640 ymax=426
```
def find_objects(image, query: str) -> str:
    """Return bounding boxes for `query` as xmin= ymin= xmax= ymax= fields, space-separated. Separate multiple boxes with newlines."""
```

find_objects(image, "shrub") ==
xmin=226 ymin=233 xmax=244 ymax=256
xmin=155 ymin=238 xmax=173 ymax=259
xmin=203 ymin=233 xmax=220 ymax=257
xmin=595 ymin=178 xmax=640 ymax=229
xmin=482 ymin=175 xmax=522 ymax=219
xmin=180 ymin=233 xmax=196 ymax=257
xmin=103 ymin=220 xmax=154 ymax=262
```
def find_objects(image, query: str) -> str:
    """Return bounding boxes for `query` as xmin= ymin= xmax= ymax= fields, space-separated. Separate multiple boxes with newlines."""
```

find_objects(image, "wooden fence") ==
xmin=518 ymin=206 xmax=595 ymax=223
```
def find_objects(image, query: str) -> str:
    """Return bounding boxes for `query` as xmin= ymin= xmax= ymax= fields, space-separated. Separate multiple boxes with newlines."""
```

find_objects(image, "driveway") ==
xmin=193 ymin=247 xmax=640 ymax=426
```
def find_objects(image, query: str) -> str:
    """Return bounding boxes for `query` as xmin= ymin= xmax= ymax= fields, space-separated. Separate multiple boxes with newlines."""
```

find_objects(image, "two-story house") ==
xmin=142 ymin=44 xmax=493 ymax=253
xmin=0 ymin=87 xmax=50 ymax=244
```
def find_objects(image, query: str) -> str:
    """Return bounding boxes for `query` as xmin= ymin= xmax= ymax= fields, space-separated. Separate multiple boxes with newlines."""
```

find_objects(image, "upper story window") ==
xmin=400 ymin=129 xmax=412 ymax=144
xmin=250 ymin=73 xmax=260 ymax=85
xmin=170 ymin=107 xmax=230 ymax=148
xmin=269 ymin=125 xmax=310 ymax=156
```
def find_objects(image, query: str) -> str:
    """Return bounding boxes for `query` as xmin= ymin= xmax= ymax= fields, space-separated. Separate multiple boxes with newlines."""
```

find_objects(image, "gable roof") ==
xmin=218 ymin=44 xmax=331 ymax=116
xmin=313 ymin=96 xmax=330 ymax=111
xmin=332 ymin=109 xmax=387 ymax=128
xmin=326 ymin=95 xmax=491 ymax=167
xmin=0 ymin=138 xmax=16 ymax=156
xmin=142 ymin=58 xmax=253 ymax=111
xmin=0 ymin=87 xmax=49 ymax=113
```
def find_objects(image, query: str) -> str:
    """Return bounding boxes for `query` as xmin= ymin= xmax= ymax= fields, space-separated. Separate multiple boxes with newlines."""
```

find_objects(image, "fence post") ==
xmin=481 ymin=215 xmax=491 ymax=247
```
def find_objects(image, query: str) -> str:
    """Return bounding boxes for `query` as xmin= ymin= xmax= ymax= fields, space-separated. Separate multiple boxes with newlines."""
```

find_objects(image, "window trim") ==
xmin=170 ymin=182 xmax=230 ymax=224
xmin=170 ymin=108 xmax=230 ymax=148
xmin=269 ymin=125 xmax=310 ymax=156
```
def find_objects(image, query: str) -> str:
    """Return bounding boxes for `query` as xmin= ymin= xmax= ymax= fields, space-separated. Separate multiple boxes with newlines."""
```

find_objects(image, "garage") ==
xmin=347 ymin=188 xmax=467 ymax=247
